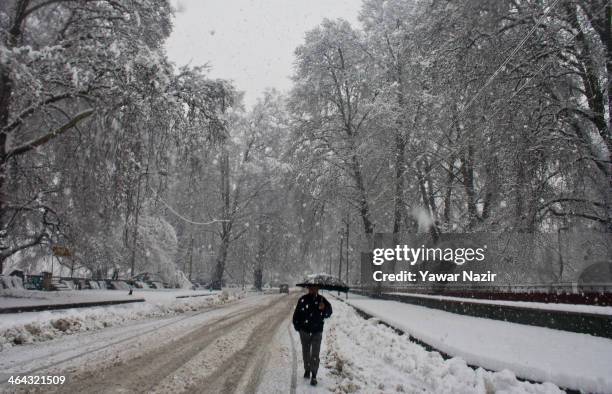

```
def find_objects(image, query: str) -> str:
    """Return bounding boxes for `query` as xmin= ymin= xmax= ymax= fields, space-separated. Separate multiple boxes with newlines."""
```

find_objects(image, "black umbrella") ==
xmin=296 ymin=273 xmax=349 ymax=293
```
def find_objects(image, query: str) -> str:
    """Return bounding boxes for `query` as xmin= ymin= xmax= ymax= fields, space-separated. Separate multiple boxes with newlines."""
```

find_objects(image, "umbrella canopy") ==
xmin=296 ymin=273 xmax=349 ymax=293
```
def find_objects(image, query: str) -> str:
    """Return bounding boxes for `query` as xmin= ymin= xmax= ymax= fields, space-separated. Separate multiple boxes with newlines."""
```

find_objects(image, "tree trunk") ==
xmin=460 ymin=145 xmax=478 ymax=229
xmin=350 ymin=153 xmax=374 ymax=237
xmin=253 ymin=236 xmax=266 ymax=290
xmin=393 ymin=131 xmax=406 ymax=236
xmin=514 ymin=153 xmax=526 ymax=231
xmin=566 ymin=2 xmax=611 ymax=164
xmin=442 ymin=159 xmax=455 ymax=227
xmin=212 ymin=146 xmax=231 ymax=288
xmin=481 ymin=156 xmax=499 ymax=221
xmin=0 ymin=46 xmax=14 ymax=276
xmin=392 ymin=64 xmax=406 ymax=237
xmin=0 ymin=66 xmax=10 ymax=274
xmin=213 ymin=237 xmax=228 ymax=289
xmin=1 ymin=1 xmax=28 ymax=256
xmin=416 ymin=161 xmax=439 ymax=241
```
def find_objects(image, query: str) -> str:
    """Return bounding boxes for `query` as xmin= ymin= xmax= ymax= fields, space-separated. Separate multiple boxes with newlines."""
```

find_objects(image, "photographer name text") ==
xmin=372 ymin=270 xmax=497 ymax=283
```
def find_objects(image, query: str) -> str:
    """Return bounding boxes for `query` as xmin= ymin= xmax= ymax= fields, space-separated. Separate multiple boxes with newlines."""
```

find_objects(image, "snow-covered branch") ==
xmin=6 ymin=109 xmax=94 ymax=158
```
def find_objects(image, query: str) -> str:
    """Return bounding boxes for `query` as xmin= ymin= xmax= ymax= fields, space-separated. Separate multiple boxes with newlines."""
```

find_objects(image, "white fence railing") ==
xmin=352 ymin=282 xmax=612 ymax=294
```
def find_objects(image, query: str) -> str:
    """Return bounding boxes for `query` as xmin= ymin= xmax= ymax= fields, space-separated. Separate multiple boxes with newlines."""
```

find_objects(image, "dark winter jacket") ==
xmin=292 ymin=293 xmax=332 ymax=333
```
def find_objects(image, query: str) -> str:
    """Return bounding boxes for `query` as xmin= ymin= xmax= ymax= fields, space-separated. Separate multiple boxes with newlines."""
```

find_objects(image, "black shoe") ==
xmin=310 ymin=377 xmax=317 ymax=386
xmin=303 ymin=370 xmax=310 ymax=379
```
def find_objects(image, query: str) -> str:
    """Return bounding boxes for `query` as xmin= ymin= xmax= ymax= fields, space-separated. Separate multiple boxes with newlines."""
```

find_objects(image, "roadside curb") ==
xmin=175 ymin=293 xmax=216 ymax=299
xmin=0 ymin=298 xmax=145 ymax=314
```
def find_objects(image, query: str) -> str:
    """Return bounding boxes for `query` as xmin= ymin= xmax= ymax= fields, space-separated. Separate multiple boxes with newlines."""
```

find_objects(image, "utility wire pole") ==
xmin=338 ymin=232 xmax=343 ymax=280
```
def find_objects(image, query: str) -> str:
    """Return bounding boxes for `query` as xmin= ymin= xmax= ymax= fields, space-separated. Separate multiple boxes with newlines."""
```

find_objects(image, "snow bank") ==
xmin=0 ymin=289 xmax=244 ymax=351
xmin=323 ymin=298 xmax=562 ymax=394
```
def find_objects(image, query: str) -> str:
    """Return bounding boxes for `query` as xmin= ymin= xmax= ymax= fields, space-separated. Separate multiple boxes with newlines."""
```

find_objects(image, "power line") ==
xmin=394 ymin=1 xmax=600 ymax=192
xmin=428 ymin=0 xmax=595 ymax=159
xmin=458 ymin=0 xmax=561 ymax=119
xmin=148 ymin=184 xmax=228 ymax=226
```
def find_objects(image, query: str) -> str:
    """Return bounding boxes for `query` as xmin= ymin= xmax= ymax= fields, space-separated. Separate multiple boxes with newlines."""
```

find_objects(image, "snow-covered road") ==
xmin=1 ymin=293 xmax=297 ymax=393
xmin=0 ymin=291 xmax=567 ymax=393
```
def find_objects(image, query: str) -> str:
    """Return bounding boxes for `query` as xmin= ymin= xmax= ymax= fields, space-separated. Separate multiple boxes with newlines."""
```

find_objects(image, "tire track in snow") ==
xmin=36 ymin=296 xmax=286 ymax=393
xmin=0 ymin=300 xmax=242 ymax=381
xmin=184 ymin=294 xmax=296 ymax=394
xmin=288 ymin=323 xmax=298 ymax=394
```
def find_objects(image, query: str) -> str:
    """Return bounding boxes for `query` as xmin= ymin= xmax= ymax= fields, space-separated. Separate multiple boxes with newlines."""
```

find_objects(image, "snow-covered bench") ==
xmin=150 ymin=281 xmax=165 ymax=289
xmin=134 ymin=281 xmax=149 ymax=289
xmin=60 ymin=280 xmax=75 ymax=290
xmin=0 ymin=275 xmax=24 ymax=290
xmin=110 ymin=281 xmax=130 ymax=290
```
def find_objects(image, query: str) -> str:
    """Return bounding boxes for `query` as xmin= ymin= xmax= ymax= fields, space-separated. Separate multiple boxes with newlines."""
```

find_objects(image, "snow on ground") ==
xmin=344 ymin=294 xmax=612 ymax=393
xmin=287 ymin=293 xmax=563 ymax=394
xmin=386 ymin=292 xmax=612 ymax=315
xmin=0 ymin=290 xmax=604 ymax=393
xmin=255 ymin=319 xmax=295 ymax=394
xmin=0 ymin=288 xmax=243 ymax=351
xmin=0 ymin=294 xmax=280 ymax=385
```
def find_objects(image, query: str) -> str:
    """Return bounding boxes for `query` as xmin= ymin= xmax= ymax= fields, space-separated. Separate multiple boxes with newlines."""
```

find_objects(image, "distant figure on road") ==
xmin=292 ymin=284 xmax=332 ymax=386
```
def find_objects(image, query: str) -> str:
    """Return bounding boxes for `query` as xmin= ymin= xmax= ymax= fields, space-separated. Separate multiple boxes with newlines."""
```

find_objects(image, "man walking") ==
xmin=292 ymin=284 xmax=332 ymax=386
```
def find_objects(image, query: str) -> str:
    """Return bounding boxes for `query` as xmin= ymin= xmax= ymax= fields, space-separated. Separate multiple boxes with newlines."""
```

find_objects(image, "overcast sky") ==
xmin=165 ymin=0 xmax=360 ymax=108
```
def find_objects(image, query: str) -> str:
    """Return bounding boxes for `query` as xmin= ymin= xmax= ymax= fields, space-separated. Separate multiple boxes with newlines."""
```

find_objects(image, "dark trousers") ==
xmin=299 ymin=330 xmax=322 ymax=376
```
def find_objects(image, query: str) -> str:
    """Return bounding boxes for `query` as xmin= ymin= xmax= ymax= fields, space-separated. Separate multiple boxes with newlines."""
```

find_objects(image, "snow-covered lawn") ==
xmin=342 ymin=294 xmax=612 ymax=393
xmin=0 ymin=288 xmax=241 ymax=351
